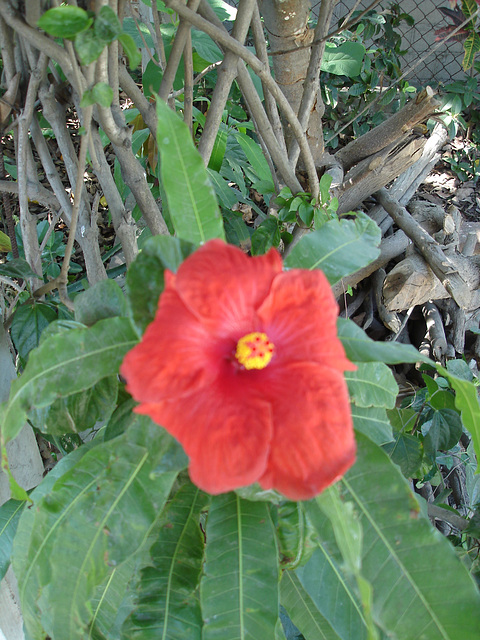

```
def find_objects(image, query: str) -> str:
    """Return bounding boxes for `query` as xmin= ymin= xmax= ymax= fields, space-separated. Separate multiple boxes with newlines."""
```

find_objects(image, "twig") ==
xmin=159 ymin=0 xmax=202 ymax=103
xmin=183 ymin=31 xmax=194 ymax=133
xmin=287 ymin=0 xmax=336 ymax=168
xmin=167 ymin=0 xmax=319 ymax=198
xmin=197 ymin=0 xmax=257 ymax=165
xmin=427 ymin=503 xmax=469 ymax=531
xmin=250 ymin=4 xmax=287 ymax=154
xmin=32 ymin=106 xmax=94 ymax=308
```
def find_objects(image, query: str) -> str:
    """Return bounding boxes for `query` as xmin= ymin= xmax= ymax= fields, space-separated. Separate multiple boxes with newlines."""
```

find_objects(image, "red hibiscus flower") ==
xmin=121 ymin=240 xmax=356 ymax=500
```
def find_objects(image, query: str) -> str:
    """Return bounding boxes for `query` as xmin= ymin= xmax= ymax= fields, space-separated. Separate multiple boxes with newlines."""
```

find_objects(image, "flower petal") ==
xmin=259 ymin=362 xmax=355 ymax=500
xmin=136 ymin=384 xmax=273 ymax=494
xmin=121 ymin=284 xmax=217 ymax=403
xmin=174 ymin=240 xmax=282 ymax=335
xmin=258 ymin=269 xmax=355 ymax=371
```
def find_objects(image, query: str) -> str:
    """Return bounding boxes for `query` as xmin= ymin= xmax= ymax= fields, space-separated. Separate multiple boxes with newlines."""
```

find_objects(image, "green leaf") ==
xmin=10 ymin=302 xmax=57 ymax=361
xmin=191 ymin=29 xmax=223 ymax=63
xmin=383 ymin=430 xmax=424 ymax=477
xmin=0 ymin=229 xmax=12 ymax=252
xmin=118 ymin=33 xmax=142 ymax=70
xmin=337 ymin=318 xmax=429 ymax=365
xmin=80 ymin=82 xmax=114 ymax=108
xmin=322 ymin=42 xmax=366 ymax=77
xmin=294 ymin=546 xmax=367 ymax=640
xmin=235 ymin=132 xmax=275 ymax=189
xmin=38 ymin=6 xmax=91 ymax=38
xmin=208 ymin=124 xmax=228 ymax=172
xmin=28 ymin=376 xmax=118 ymax=436
xmin=0 ymin=257 xmax=39 ymax=281
xmin=463 ymin=31 xmax=480 ymax=71
xmin=315 ymin=486 xmax=362 ymax=576
xmin=446 ymin=359 xmax=473 ymax=381
xmin=422 ymin=409 xmax=463 ymax=457
xmin=201 ymin=493 xmax=279 ymax=639
xmin=126 ymin=235 xmax=196 ymax=333
xmin=75 ymin=29 xmax=106 ymax=65
xmin=251 ymin=217 xmax=281 ymax=255
xmin=0 ymin=498 xmax=25 ymax=580
xmin=284 ymin=213 xmax=380 ymax=284
xmin=156 ymin=99 xmax=225 ymax=245
xmin=341 ymin=432 xmax=480 ymax=638
xmin=2 ymin=317 xmax=138 ymax=444
xmin=276 ymin=502 xmax=316 ymax=570
xmin=352 ymin=405 xmax=393 ymax=446
xmin=90 ymin=555 xmax=140 ymax=640
xmin=280 ymin=571 xmax=341 ymax=640
xmin=75 ymin=278 xmax=127 ymax=326
xmin=95 ymin=5 xmax=122 ymax=43
xmin=438 ymin=366 xmax=480 ymax=474
xmin=12 ymin=423 xmax=180 ymax=640
xmin=346 ymin=362 xmax=398 ymax=409
xmin=122 ymin=483 xmax=209 ymax=639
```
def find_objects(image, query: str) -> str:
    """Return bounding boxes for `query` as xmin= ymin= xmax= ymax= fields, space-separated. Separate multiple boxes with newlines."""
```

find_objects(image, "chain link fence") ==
xmin=316 ymin=0 xmax=468 ymax=86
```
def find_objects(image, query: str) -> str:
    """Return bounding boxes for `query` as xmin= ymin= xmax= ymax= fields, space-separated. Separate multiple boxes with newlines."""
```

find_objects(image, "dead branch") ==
xmin=337 ymin=135 xmax=426 ymax=214
xmin=375 ymin=188 xmax=480 ymax=311
xmin=335 ymin=87 xmax=440 ymax=170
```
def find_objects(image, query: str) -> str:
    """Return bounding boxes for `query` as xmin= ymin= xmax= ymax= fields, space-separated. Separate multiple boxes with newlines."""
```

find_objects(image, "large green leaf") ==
xmin=351 ymin=405 xmax=393 ymax=446
xmin=422 ymin=408 xmax=463 ymax=457
xmin=156 ymin=98 xmax=225 ymax=244
xmin=294 ymin=546 xmax=368 ymax=640
xmin=276 ymin=501 xmax=316 ymax=569
xmin=126 ymin=235 xmax=195 ymax=333
xmin=27 ymin=375 xmax=118 ymax=436
xmin=383 ymin=430 xmax=424 ymax=478
xmin=89 ymin=556 xmax=140 ymax=640
xmin=346 ymin=362 xmax=398 ymax=409
xmin=37 ymin=6 xmax=91 ymax=38
xmin=463 ymin=30 xmax=480 ymax=71
xmin=321 ymin=42 xmax=366 ymax=77
xmin=280 ymin=571 xmax=341 ymax=640
xmin=340 ymin=433 xmax=480 ymax=639
xmin=0 ymin=498 xmax=25 ymax=580
xmin=200 ymin=493 xmax=279 ymax=639
xmin=284 ymin=213 xmax=380 ymax=284
xmin=1 ymin=316 xmax=138 ymax=444
xmin=0 ymin=257 xmax=39 ymax=280
xmin=12 ymin=423 xmax=181 ymax=640
xmin=10 ymin=302 xmax=57 ymax=361
xmin=337 ymin=318 xmax=429 ymax=365
xmin=122 ymin=482 xmax=209 ymax=639
xmin=74 ymin=279 xmax=127 ymax=326
xmin=438 ymin=366 xmax=480 ymax=475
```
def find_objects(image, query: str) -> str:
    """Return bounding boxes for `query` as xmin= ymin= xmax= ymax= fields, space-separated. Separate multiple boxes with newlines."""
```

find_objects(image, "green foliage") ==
xmin=200 ymin=493 xmax=279 ymax=639
xmin=3 ymin=228 xmax=480 ymax=639
xmin=80 ymin=82 xmax=114 ymax=108
xmin=0 ymin=499 xmax=24 ymax=580
xmin=122 ymin=483 xmax=209 ymax=639
xmin=156 ymin=99 xmax=225 ymax=245
xmin=3 ymin=4 xmax=480 ymax=638
xmin=320 ymin=5 xmax=416 ymax=148
xmin=37 ymin=6 xmax=92 ymax=39
xmin=284 ymin=212 xmax=381 ymax=283
xmin=1 ymin=317 xmax=138 ymax=444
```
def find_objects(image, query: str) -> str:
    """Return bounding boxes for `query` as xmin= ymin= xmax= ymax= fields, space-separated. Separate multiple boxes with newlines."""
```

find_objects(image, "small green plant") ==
xmin=436 ymin=77 xmax=480 ymax=182
xmin=385 ymin=359 xmax=479 ymax=579
xmin=321 ymin=3 xmax=416 ymax=148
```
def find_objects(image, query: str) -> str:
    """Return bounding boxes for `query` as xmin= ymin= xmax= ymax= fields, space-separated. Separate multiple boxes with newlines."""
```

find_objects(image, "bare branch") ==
xmin=198 ymin=0 xmax=257 ymax=165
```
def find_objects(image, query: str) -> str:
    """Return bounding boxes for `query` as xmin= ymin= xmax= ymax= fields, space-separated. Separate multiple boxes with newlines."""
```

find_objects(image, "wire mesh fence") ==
xmin=315 ymin=0 xmax=468 ymax=86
